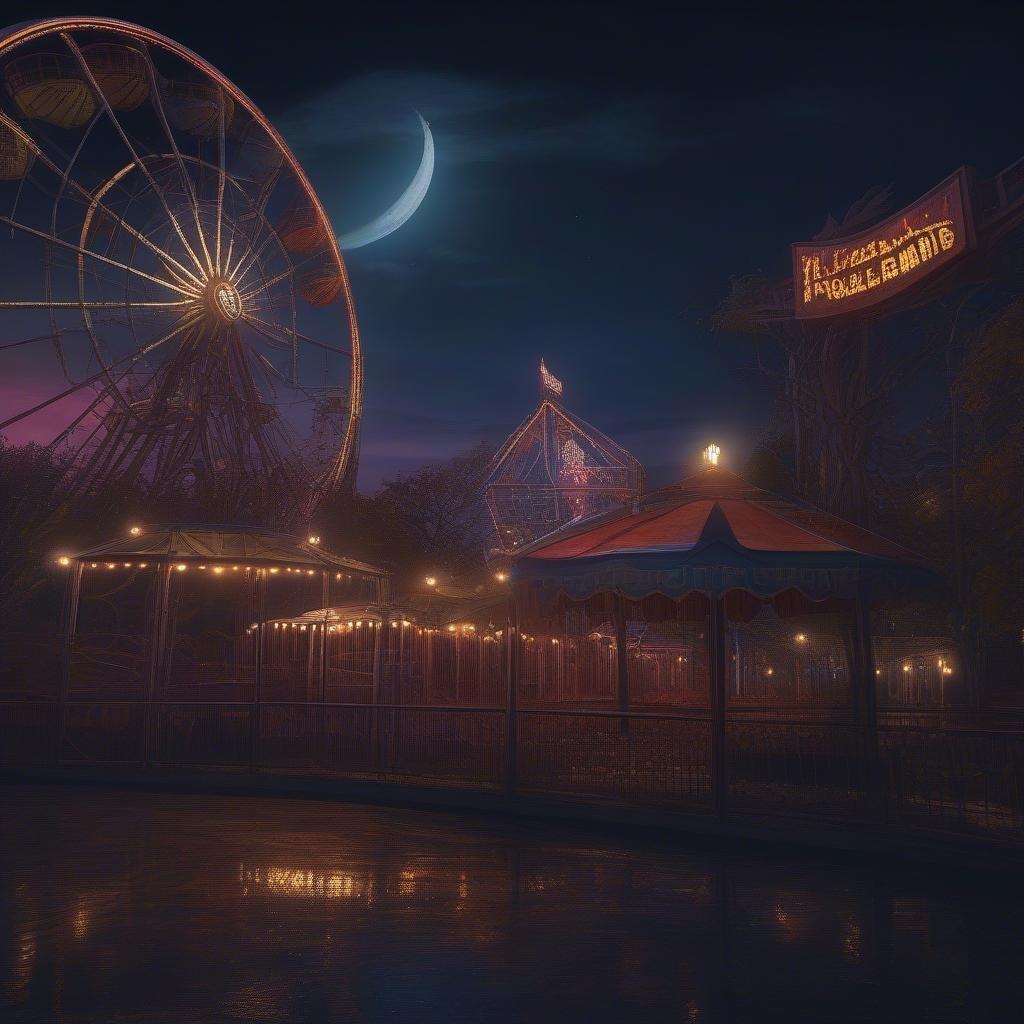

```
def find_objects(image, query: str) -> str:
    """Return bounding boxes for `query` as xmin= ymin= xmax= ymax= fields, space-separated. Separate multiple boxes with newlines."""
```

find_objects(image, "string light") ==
xmin=56 ymin=556 xmax=70 ymax=567
xmin=175 ymin=563 xmax=187 ymax=572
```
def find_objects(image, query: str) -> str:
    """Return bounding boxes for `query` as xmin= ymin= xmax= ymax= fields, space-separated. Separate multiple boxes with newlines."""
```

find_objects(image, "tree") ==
xmin=374 ymin=442 xmax=495 ymax=579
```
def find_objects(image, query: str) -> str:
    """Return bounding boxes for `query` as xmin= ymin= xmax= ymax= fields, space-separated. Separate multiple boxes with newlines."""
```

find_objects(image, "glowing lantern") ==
xmin=703 ymin=443 xmax=721 ymax=468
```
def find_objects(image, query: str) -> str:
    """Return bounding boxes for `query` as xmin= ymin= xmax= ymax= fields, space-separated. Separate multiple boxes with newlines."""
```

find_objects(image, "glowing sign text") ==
xmin=792 ymin=170 xmax=973 ymax=319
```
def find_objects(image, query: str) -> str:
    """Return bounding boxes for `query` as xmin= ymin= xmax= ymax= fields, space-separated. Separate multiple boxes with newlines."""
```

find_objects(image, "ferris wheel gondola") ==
xmin=0 ymin=17 xmax=362 ymax=524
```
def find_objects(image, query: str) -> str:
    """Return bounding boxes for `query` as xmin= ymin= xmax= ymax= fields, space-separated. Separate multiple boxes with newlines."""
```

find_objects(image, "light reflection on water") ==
xmin=0 ymin=783 xmax=1020 ymax=1023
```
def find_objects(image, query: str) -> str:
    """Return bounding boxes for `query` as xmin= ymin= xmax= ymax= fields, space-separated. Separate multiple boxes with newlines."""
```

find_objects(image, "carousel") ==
xmin=508 ymin=449 xmax=962 ymax=815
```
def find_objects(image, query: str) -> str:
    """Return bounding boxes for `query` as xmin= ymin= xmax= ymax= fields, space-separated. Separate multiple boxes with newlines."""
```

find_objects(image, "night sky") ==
xmin=5 ymin=3 xmax=1023 ymax=489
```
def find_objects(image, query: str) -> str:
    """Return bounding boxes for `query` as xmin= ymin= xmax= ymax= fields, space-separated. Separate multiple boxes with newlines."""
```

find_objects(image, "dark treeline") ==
xmin=718 ymin=213 xmax=1024 ymax=697
xmin=0 ymin=438 xmax=495 ymax=632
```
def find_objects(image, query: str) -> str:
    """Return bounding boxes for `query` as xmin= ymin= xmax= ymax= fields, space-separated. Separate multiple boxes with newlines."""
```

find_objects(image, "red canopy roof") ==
xmin=521 ymin=467 xmax=920 ymax=565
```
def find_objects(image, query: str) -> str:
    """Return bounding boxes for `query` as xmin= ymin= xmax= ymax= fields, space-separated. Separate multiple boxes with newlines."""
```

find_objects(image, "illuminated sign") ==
xmin=792 ymin=169 xmax=974 ymax=319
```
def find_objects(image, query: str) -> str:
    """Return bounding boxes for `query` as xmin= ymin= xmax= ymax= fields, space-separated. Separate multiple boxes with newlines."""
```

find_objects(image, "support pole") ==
xmin=852 ymin=578 xmax=882 ymax=819
xmin=143 ymin=563 xmax=172 ymax=767
xmin=710 ymin=591 xmax=727 ymax=819
xmin=251 ymin=568 xmax=264 ymax=771
xmin=57 ymin=561 xmax=83 ymax=762
xmin=614 ymin=594 xmax=630 ymax=735
xmin=504 ymin=601 xmax=519 ymax=794
xmin=318 ymin=571 xmax=329 ymax=769
xmin=371 ymin=618 xmax=383 ymax=773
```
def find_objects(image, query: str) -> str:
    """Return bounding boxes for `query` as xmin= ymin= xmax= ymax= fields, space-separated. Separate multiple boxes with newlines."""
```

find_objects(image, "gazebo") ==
xmin=54 ymin=525 xmax=387 ymax=765
xmin=509 ymin=463 xmax=955 ymax=816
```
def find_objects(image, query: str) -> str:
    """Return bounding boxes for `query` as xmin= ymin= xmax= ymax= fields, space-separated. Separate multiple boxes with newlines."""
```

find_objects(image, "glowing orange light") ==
xmin=175 ymin=563 xmax=187 ymax=572
xmin=128 ymin=525 xmax=142 ymax=537
xmin=424 ymin=576 xmax=437 ymax=587
xmin=56 ymin=556 xmax=70 ymax=567
xmin=703 ymin=443 xmax=721 ymax=467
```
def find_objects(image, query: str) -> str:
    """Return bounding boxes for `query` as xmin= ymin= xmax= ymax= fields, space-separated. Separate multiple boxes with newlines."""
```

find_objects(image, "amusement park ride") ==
xmin=0 ymin=18 xmax=361 ymax=527
xmin=485 ymin=360 xmax=644 ymax=553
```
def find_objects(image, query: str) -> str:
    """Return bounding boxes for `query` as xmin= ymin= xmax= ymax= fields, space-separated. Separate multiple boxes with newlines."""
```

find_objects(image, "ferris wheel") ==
xmin=0 ymin=17 xmax=362 ymax=524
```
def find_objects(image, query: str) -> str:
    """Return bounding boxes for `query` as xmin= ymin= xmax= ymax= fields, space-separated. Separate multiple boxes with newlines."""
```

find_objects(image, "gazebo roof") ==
xmin=522 ymin=468 xmax=919 ymax=563
xmin=72 ymin=524 xmax=386 ymax=577
xmin=514 ymin=467 xmax=926 ymax=602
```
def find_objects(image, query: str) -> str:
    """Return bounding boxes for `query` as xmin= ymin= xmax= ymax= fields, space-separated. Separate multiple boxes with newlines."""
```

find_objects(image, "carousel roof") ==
xmin=71 ymin=524 xmax=386 ymax=576
xmin=520 ymin=467 xmax=921 ymax=565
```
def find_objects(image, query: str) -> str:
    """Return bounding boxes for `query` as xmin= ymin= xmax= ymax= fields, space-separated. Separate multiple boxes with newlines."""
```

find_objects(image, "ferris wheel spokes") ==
xmin=61 ymin=32 xmax=211 ymax=281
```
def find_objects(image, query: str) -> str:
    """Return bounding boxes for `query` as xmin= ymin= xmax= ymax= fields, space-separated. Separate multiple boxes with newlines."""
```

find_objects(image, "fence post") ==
xmin=504 ymin=602 xmax=519 ymax=795
xmin=710 ymin=591 xmax=727 ymax=818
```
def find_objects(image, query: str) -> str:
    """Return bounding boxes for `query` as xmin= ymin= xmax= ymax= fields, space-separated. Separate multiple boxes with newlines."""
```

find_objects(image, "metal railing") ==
xmin=2 ymin=695 xmax=1022 ymax=851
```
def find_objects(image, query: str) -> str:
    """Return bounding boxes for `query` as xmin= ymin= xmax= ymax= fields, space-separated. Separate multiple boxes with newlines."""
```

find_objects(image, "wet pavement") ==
xmin=0 ymin=784 xmax=1021 ymax=1023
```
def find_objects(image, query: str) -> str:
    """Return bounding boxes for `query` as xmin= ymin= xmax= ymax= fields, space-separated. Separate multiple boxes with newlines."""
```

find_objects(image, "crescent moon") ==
xmin=338 ymin=112 xmax=434 ymax=250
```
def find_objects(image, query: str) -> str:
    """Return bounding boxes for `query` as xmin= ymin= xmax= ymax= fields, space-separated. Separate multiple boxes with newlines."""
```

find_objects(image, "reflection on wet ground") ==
xmin=0 ymin=784 xmax=1021 ymax=1023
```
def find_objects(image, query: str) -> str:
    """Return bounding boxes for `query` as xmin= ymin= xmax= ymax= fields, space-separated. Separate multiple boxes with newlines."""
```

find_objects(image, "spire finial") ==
xmin=702 ymin=442 xmax=721 ymax=468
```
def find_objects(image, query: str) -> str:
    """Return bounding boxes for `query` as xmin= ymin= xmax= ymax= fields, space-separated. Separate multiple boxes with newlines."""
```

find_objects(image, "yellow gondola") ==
xmin=276 ymin=204 xmax=326 ymax=254
xmin=230 ymin=115 xmax=284 ymax=182
xmin=159 ymin=76 xmax=234 ymax=138
xmin=82 ymin=43 xmax=149 ymax=111
xmin=0 ymin=121 xmax=30 ymax=178
xmin=5 ymin=54 xmax=95 ymax=129
xmin=299 ymin=251 xmax=344 ymax=306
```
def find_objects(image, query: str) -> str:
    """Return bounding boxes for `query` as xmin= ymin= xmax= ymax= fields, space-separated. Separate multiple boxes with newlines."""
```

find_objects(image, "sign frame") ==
xmin=792 ymin=168 xmax=976 ymax=320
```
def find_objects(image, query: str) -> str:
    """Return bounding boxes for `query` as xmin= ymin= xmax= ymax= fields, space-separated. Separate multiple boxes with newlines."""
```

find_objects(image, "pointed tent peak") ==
xmin=539 ymin=358 xmax=563 ymax=399
xmin=518 ymin=461 xmax=926 ymax=567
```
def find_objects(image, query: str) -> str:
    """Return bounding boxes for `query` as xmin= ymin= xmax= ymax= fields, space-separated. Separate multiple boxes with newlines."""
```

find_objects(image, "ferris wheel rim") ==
xmin=0 ymin=16 xmax=363 ymax=507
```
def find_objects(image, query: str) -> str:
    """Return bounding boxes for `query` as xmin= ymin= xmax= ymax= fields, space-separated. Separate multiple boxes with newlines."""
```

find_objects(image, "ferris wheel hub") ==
xmin=208 ymin=280 xmax=242 ymax=322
